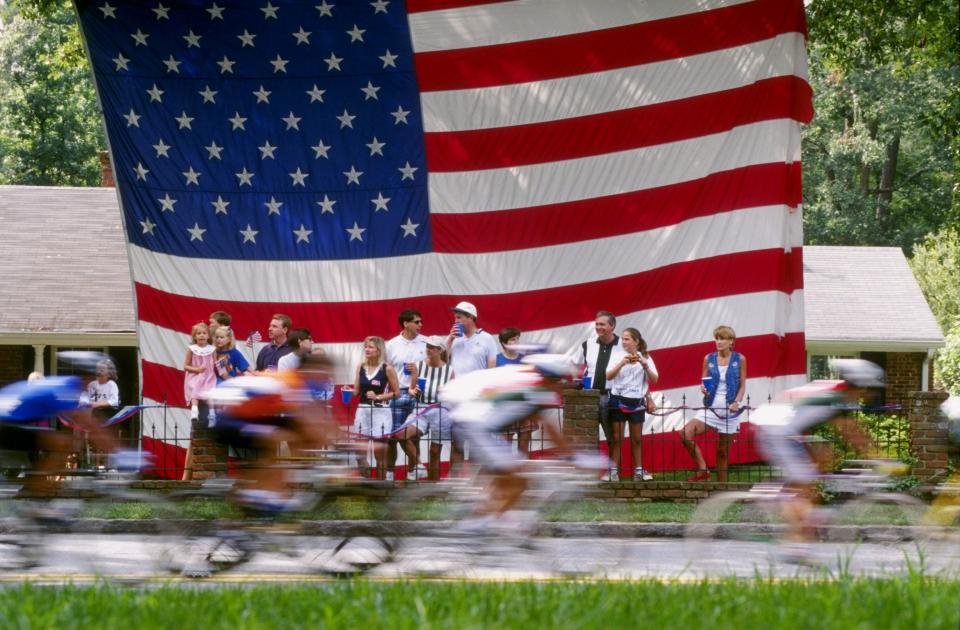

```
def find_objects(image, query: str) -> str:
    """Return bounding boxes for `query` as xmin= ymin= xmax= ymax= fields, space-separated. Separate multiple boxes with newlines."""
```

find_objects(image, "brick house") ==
xmin=0 ymin=185 xmax=138 ymax=406
xmin=803 ymin=245 xmax=945 ymax=403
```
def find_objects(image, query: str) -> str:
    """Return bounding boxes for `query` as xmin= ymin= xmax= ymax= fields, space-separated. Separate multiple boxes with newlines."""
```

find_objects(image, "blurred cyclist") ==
xmin=756 ymin=358 xmax=882 ymax=542
xmin=203 ymin=353 xmax=340 ymax=512
xmin=440 ymin=349 xmax=607 ymax=530
xmin=0 ymin=351 xmax=139 ymax=494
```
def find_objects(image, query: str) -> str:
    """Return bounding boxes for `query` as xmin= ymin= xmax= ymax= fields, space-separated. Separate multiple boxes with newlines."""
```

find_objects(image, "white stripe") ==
xmin=129 ymin=203 xmax=803 ymax=302
xmin=139 ymin=290 xmax=805 ymax=384
xmin=409 ymin=0 xmax=753 ymax=52
xmin=421 ymin=33 xmax=807 ymax=132
xmin=141 ymin=397 xmax=191 ymax=446
xmin=429 ymin=119 xmax=801 ymax=214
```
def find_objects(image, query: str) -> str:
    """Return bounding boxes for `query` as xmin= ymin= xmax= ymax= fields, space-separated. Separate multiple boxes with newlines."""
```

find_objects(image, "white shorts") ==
xmin=352 ymin=406 xmax=394 ymax=439
xmin=412 ymin=405 xmax=454 ymax=444
xmin=757 ymin=426 xmax=818 ymax=484
xmin=699 ymin=406 xmax=743 ymax=434
xmin=458 ymin=422 xmax=519 ymax=472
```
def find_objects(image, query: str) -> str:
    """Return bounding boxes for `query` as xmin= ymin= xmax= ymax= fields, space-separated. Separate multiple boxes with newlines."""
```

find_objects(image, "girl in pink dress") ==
xmin=183 ymin=322 xmax=216 ymax=420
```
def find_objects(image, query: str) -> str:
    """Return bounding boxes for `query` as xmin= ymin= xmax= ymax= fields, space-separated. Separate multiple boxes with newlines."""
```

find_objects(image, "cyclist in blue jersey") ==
xmin=0 ymin=352 xmax=134 ymax=493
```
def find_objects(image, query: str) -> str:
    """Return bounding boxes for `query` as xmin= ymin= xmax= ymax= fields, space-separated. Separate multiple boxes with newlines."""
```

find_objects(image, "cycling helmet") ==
xmin=57 ymin=351 xmax=114 ymax=375
xmin=521 ymin=353 xmax=581 ymax=380
xmin=830 ymin=358 xmax=885 ymax=388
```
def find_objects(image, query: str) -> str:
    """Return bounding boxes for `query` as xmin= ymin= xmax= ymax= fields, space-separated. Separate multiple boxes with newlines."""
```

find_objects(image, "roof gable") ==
xmin=803 ymin=245 xmax=944 ymax=349
xmin=0 ymin=185 xmax=135 ymax=334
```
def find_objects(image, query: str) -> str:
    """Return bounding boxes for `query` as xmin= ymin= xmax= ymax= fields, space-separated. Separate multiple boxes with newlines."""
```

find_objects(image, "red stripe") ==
xmin=649 ymin=333 xmax=806 ymax=391
xmin=134 ymin=248 xmax=802 ymax=344
xmin=432 ymin=163 xmax=802 ymax=253
xmin=425 ymin=76 xmax=812 ymax=172
xmin=414 ymin=0 xmax=806 ymax=91
xmin=142 ymin=360 xmax=187 ymax=408
xmin=406 ymin=0 xmax=513 ymax=13
xmin=140 ymin=332 xmax=805 ymax=403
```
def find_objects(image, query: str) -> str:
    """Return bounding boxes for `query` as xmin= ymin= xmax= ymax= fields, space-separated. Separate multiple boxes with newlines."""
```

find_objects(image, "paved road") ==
xmin=1 ymin=533 xmax=957 ymax=583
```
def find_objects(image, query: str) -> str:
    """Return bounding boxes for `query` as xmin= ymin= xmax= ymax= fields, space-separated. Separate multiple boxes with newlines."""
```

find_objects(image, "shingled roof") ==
xmin=803 ymin=245 xmax=944 ymax=351
xmin=0 ymin=185 xmax=135 ymax=339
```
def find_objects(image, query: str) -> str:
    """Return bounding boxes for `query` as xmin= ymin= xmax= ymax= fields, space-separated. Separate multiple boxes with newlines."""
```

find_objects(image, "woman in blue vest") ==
xmin=681 ymin=325 xmax=747 ymax=482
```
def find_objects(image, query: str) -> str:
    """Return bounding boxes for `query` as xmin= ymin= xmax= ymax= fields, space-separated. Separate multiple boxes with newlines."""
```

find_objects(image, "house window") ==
xmin=808 ymin=354 xmax=858 ymax=380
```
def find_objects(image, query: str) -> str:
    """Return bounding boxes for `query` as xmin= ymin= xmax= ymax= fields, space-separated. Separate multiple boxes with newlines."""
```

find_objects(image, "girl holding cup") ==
xmin=681 ymin=325 xmax=747 ymax=482
xmin=605 ymin=328 xmax=658 ymax=481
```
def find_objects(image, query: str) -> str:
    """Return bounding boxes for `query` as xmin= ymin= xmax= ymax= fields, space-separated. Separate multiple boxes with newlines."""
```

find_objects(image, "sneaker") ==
xmin=385 ymin=471 xmax=395 ymax=481
xmin=408 ymin=466 xmax=428 ymax=481
xmin=600 ymin=468 xmax=619 ymax=482
xmin=634 ymin=467 xmax=654 ymax=481
xmin=687 ymin=470 xmax=711 ymax=482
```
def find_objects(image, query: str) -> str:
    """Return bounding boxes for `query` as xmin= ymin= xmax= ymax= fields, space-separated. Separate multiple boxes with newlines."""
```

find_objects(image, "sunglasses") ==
xmin=411 ymin=319 xmax=423 ymax=324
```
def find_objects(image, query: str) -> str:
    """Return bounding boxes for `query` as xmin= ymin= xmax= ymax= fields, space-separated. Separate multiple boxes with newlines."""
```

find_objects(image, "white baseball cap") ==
xmin=450 ymin=301 xmax=478 ymax=318
xmin=425 ymin=335 xmax=446 ymax=348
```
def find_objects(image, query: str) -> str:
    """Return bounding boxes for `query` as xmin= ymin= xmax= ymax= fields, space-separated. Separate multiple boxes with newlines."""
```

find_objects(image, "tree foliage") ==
xmin=910 ymin=226 xmax=960 ymax=393
xmin=0 ymin=0 xmax=104 ymax=186
xmin=910 ymin=226 xmax=960 ymax=331
xmin=803 ymin=0 xmax=959 ymax=253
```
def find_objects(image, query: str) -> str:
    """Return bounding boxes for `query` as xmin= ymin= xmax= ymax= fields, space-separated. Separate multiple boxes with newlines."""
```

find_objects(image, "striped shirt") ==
xmin=416 ymin=361 xmax=453 ymax=405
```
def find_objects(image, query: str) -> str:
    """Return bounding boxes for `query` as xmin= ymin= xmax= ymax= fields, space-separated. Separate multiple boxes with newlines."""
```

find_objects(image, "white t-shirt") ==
xmin=608 ymin=351 xmax=659 ymax=399
xmin=449 ymin=329 xmax=498 ymax=377
xmin=277 ymin=352 xmax=301 ymax=372
xmin=86 ymin=379 xmax=119 ymax=407
xmin=385 ymin=333 xmax=428 ymax=388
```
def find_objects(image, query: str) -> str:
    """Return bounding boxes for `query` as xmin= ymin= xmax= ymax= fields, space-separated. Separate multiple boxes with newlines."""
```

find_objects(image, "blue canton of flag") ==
xmin=78 ymin=0 xmax=429 ymax=261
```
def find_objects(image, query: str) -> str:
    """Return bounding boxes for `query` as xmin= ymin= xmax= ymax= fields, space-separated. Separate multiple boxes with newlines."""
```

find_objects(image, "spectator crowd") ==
xmin=178 ymin=303 xmax=747 ymax=482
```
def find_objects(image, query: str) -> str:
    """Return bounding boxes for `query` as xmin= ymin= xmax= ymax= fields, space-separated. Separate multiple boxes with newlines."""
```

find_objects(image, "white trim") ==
xmin=0 ymin=332 xmax=137 ymax=346
xmin=805 ymin=340 xmax=944 ymax=354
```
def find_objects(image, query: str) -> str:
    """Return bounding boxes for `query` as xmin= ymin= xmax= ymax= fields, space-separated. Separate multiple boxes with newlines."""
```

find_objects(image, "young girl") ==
xmin=352 ymin=336 xmax=400 ymax=479
xmin=605 ymin=327 xmax=659 ymax=481
xmin=213 ymin=326 xmax=252 ymax=382
xmin=183 ymin=322 xmax=217 ymax=421
xmin=681 ymin=325 xmax=748 ymax=482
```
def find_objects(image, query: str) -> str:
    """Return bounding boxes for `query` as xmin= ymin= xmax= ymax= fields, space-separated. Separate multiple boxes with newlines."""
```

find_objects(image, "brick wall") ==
xmin=908 ymin=390 xmax=953 ymax=483
xmin=0 ymin=346 xmax=28 ymax=387
xmin=561 ymin=387 xmax=600 ymax=450
xmin=186 ymin=416 xmax=228 ymax=480
xmin=885 ymin=352 xmax=924 ymax=403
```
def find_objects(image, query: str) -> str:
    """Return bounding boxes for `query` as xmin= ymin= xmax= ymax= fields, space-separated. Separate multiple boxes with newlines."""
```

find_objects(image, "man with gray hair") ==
xmin=575 ymin=310 xmax=620 ymax=480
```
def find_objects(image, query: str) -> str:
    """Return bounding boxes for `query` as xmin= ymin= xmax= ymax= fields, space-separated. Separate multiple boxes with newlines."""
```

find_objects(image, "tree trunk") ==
xmin=859 ymin=120 xmax=879 ymax=194
xmin=876 ymin=131 xmax=900 ymax=219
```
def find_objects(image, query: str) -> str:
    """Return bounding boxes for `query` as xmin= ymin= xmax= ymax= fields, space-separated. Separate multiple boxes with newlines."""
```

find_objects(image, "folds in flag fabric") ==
xmin=76 ymin=0 xmax=813 ymax=453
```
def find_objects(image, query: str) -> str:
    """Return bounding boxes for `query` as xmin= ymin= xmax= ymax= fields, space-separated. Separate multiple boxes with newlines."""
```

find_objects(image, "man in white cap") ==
xmin=446 ymin=301 xmax=498 ymax=377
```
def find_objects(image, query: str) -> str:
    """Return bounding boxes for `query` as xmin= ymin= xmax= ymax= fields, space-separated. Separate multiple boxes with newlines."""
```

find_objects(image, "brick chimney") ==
xmin=98 ymin=150 xmax=115 ymax=187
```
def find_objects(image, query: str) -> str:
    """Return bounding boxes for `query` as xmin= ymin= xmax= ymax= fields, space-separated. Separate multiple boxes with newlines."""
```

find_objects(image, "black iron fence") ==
xmin=61 ymin=396 xmax=912 ymax=484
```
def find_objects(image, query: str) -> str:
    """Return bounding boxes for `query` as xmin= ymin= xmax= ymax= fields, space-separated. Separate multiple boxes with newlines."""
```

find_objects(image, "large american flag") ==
xmin=77 ymin=0 xmax=812 ymax=445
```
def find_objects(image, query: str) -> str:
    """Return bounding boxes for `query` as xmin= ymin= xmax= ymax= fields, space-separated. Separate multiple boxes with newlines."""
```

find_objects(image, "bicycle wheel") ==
xmin=75 ymin=488 xmax=188 ymax=582
xmin=685 ymin=491 xmax=786 ymax=543
xmin=824 ymin=493 xmax=928 ymax=544
xmin=378 ymin=477 xmax=488 ymax=577
xmin=290 ymin=482 xmax=403 ymax=577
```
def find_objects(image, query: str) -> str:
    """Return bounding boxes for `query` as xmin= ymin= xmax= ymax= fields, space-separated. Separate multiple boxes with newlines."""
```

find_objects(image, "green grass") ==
xmin=0 ymin=579 xmax=956 ymax=629
xmin=70 ymin=498 xmax=699 ymax=523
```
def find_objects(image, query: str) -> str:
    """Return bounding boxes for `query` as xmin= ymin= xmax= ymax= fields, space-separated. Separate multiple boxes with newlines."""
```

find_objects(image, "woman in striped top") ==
xmin=396 ymin=336 xmax=457 ymax=480
xmin=605 ymin=328 xmax=659 ymax=481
